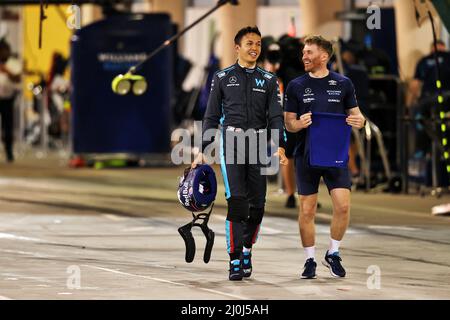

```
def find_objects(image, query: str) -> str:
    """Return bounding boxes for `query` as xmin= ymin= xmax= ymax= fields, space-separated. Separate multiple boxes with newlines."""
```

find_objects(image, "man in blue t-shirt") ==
xmin=406 ymin=40 xmax=450 ymax=156
xmin=409 ymin=40 xmax=450 ymax=101
xmin=284 ymin=35 xmax=365 ymax=279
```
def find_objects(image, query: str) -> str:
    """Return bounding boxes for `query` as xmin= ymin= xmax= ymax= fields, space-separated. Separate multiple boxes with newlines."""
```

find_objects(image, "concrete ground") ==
xmin=0 ymin=152 xmax=449 ymax=300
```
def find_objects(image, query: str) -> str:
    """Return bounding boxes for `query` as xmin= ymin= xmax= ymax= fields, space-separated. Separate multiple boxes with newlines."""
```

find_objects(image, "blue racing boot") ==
xmin=229 ymin=259 xmax=243 ymax=281
xmin=242 ymin=251 xmax=252 ymax=278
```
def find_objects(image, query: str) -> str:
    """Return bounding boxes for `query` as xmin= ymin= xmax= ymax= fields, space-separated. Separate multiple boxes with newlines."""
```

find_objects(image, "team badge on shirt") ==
xmin=328 ymin=80 xmax=337 ymax=86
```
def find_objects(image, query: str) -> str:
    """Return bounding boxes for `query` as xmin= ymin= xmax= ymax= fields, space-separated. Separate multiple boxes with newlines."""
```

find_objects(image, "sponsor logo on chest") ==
xmin=328 ymin=79 xmax=338 ymax=86
xmin=252 ymin=78 xmax=267 ymax=93
xmin=327 ymin=90 xmax=342 ymax=96
xmin=227 ymin=75 xmax=240 ymax=87
xmin=328 ymin=98 xmax=341 ymax=103
xmin=302 ymin=87 xmax=315 ymax=103
xmin=327 ymin=84 xmax=342 ymax=102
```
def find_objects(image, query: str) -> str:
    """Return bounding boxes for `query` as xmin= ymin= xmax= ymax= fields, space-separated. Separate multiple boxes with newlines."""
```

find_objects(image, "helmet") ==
xmin=177 ymin=164 xmax=217 ymax=212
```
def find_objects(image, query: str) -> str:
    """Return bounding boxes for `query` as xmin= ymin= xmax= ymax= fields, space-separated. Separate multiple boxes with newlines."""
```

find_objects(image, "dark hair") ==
xmin=234 ymin=26 xmax=261 ymax=45
xmin=304 ymin=35 xmax=333 ymax=59
xmin=0 ymin=38 xmax=11 ymax=51
xmin=0 ymin=38 xmax=11 ymax=63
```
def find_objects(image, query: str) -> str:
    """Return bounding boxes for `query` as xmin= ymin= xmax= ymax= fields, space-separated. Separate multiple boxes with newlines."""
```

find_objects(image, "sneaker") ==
xmin=322 ymin=251 xmax=346 ymax=278
xmin=229 ymin=259 xmax=243 ymax=281
xmin=285 ymin=194 xmax=296 ymax=208
xmin=242 ymin=252 xmax=252 ymax=278
xmin=301 ymin=258 xmax=317 ymax=279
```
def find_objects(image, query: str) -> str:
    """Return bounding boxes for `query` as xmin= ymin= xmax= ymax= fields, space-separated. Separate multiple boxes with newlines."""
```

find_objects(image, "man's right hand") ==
xmin=191 ymin=152 xmax=205 ymax=169
xmin=299 ymin=112 xmax=312 ymax=129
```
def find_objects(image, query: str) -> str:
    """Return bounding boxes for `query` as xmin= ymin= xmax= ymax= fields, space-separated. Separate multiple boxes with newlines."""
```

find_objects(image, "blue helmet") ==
xmin=177 ymin=164 xmax=217 ymax=212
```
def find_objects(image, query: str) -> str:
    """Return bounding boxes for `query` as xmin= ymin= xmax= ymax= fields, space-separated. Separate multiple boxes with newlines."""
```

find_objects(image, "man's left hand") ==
xmin=274 ymin=147 xmax=288 ymax=166
xmin=346 ymin=114 xmax=365 ymax=129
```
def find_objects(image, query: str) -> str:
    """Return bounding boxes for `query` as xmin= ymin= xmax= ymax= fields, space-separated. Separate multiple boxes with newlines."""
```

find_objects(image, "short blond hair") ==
xmin=304 ymin=35 xmax=333 ymax=59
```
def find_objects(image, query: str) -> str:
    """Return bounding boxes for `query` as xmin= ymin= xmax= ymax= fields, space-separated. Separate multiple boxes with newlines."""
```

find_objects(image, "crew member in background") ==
xmin=0 ymin=39 xmax=21 ymax=163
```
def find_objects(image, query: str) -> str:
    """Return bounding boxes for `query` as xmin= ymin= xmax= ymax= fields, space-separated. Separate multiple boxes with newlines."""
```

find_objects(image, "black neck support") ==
xmin=178 ymin=204 xmax=215 ymax=263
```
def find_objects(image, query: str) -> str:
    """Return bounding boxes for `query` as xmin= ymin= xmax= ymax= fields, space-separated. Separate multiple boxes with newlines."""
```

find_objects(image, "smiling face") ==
xmin=302 ymin=43 xmax=329 ymax=73
xmin=236 ymin=33 xmax=261 ymax=67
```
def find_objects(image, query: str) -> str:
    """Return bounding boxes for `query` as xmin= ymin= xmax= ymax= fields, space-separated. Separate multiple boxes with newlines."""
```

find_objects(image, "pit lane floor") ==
xmin=0 ymin=154 xmax=449 ymax=299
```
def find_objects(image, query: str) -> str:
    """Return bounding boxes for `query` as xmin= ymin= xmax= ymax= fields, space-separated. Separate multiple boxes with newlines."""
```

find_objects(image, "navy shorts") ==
xmin=295 ymin=155 xmax=352 ymax=195
xmin=284 ymin=131 xmax=298 ymax=159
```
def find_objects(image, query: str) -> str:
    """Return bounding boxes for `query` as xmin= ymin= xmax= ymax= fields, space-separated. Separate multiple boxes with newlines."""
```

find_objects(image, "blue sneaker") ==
xmin=322 ymin=251 xmax=346 ymax=278
xmin=229 ymin=259 xmax=243 ymax=281
xmin=301 ymin=258 xmax=317 ymax=279
xmin=242 ymin=252 xmax=252 ymax=278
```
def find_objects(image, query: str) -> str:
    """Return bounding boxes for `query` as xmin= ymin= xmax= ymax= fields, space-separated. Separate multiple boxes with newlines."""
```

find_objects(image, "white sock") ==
xmin=329 ymin=238 xmax=341 ymax=254
xmin=243 ymin=247 xmax=251 ymax=253
xmin=304 ymin=246 xmax=315 ymax=260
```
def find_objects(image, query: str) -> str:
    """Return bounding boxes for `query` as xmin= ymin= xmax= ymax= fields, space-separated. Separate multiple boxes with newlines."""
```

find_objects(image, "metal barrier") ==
xmin=355 ymin=118 xmax=393 ymax=192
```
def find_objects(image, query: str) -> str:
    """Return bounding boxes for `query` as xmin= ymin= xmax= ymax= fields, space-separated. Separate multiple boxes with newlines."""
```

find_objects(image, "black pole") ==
xmin=128 ymin=0 xmax=238 ymax=74
xmin=428 ymin=11 xmax=441 ymax=85
xmin=39 ymin=0 xmax=47 ymax=49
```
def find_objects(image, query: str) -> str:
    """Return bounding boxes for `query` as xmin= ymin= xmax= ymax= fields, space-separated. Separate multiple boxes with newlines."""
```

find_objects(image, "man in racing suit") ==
xmin=192 ymin=26 xmax=287 ymax=280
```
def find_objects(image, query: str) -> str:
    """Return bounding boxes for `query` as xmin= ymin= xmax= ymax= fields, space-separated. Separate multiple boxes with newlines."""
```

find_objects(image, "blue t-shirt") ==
xmin=414 ymin=51 xmax=450 ymax=97
xmin=284 ymin=70 xmax=358 ymax=157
